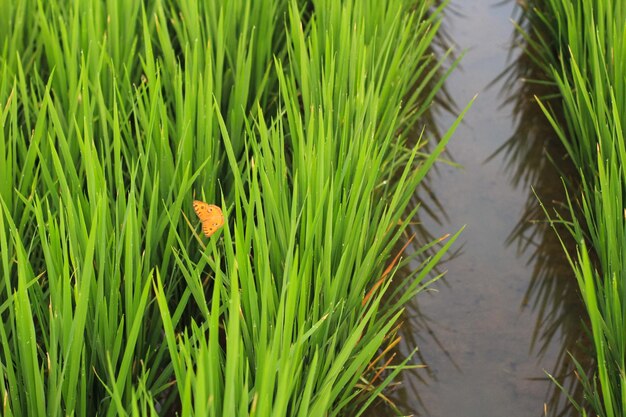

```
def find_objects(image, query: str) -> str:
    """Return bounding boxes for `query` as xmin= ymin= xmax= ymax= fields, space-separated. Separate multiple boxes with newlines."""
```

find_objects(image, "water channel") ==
xmin=385 ymin=1 xmax=591 ymax=416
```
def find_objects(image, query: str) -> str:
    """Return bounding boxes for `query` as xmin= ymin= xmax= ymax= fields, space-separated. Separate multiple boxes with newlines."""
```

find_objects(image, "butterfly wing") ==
xmin=193 ymin=200 xmax=210 ymax=221
xmin=193 ymin=200 xmax=224 ymax=237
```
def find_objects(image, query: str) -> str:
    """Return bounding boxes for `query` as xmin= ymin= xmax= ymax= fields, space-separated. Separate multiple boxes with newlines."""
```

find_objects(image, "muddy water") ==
xmin=392 ymin=1 xmax=589 ymax=416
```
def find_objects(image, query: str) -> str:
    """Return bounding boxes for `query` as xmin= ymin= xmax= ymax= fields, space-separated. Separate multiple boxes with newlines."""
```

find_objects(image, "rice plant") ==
xmin=0 ymin=0 xmax=468 ymax=416
xmin=521 ymin=1 xmax=626 ymax=416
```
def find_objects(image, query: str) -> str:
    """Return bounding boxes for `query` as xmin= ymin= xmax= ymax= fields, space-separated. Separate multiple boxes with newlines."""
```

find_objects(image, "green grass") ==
xmin=520 ymin=1 xmax=626 ymax=416
xmin=0 ymin=0 xmax=468 ymax=415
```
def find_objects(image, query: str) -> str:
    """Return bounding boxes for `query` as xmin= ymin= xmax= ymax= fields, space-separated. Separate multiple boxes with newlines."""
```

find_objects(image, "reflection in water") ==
xmin=490 ymin=4 xmax=593 ymax=416
xmin=367 ymin=1 xmax=594 ymax=416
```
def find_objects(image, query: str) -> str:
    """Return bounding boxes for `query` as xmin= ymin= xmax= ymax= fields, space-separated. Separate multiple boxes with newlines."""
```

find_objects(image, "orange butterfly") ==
xmin=193 ymin=200 xmax=224 ymax=237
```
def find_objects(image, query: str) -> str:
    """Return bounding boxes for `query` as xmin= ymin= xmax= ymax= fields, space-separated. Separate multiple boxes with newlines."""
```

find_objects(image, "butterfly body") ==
xmin=193 ymin=200 xmax=224 ymax=237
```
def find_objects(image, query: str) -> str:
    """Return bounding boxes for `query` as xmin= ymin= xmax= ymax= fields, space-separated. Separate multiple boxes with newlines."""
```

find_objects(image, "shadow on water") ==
xmin=366 ymin=1 xmax=594 ymax=416
xmin=487 ymin=4 xmax=594 ymax=415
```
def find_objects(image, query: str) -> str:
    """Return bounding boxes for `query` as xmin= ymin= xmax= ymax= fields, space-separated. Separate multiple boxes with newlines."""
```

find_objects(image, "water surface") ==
xmin=392 ymin=1 xmax=589 ymax=416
